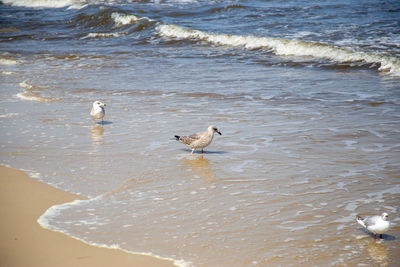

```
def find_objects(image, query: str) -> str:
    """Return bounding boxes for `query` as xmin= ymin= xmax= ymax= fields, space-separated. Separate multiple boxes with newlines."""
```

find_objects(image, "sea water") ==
xmin=1 ymin=0 xmax=399 ymax=266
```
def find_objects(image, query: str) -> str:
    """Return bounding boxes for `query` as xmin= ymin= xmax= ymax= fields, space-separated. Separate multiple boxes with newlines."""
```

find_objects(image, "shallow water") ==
xmin=1 ymin=0 xmax=400 ymax=266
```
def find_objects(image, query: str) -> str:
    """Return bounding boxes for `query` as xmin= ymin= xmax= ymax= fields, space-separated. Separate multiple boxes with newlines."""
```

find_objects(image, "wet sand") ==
xmin=0 ymin=165 xmax=175 ymax=267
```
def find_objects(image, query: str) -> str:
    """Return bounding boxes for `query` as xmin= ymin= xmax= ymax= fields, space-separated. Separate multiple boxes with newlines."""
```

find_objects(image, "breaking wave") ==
xmin=16 ymin=80 xmax=61 ymax=102
xmin=1 ymin=0 xmax=86 ymax=9
xmin=81 ymin=32 xmax=126 ymax=39
xmin=111 ymin=12 xmax=142 ymax=26
xmin=2 ymin=0 xmax=203 ymax=9
xmin=37 ymin=195 xmax=192 ymax=267
xmin=157 ymin=24 xmax=400 ymax=76
xmin=0 ymin=57 xmax=19 ymax=65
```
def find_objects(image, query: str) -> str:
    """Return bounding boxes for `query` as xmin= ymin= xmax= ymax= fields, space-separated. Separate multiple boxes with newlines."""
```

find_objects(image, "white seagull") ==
xmin=356 ymin=212 xmax=390 ymax=240
xmin=174 ymin=125 xmax=222 ymax=154
xmin=90 ymin=101 xmax=106 ymax=125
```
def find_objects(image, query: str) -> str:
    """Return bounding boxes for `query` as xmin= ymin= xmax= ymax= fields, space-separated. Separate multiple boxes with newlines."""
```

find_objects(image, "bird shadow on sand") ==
xmin=179 ymin=149 xmax=228 ymax=155
xmin=95 ymin=121 xmax=113 ymax=125
xmin=359 ymin=228 xmax=396 ymax=241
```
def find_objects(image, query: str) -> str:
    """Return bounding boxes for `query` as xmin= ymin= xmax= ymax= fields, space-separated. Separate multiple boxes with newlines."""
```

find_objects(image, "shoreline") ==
xmin=0 ymin=165 xmax=176 ymax=267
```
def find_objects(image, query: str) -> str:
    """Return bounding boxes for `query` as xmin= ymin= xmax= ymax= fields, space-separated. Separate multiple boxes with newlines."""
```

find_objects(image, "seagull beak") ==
xmin=217 ymin=131 xmax=222 ymax=135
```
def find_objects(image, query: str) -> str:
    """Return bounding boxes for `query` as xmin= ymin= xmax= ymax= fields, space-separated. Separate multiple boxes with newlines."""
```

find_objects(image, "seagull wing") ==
xmin=364 ymin=215 xmax=380 ymax=227
xmin=180 ymin=132 xmax=202 ymax=145
xmin=90 ymin=107 xmax=96 ymax=116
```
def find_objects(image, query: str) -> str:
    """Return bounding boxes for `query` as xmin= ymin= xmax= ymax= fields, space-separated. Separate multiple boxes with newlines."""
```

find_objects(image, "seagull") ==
xmin=90 ymin=101 xmax=106 ymax=125
xmin=356 ymin=212 xmax=390 ymax=240
xmin=174 ymin=125 xmax=222 ymax=154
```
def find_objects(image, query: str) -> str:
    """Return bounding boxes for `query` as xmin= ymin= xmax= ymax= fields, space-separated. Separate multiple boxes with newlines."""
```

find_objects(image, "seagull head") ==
xmin=93 ymin=101 xmax=106 ymax=108
xmin=381 ymin=213 xmax=389 ymax=220
xmin=209 ymin=125 xmax=222 ymax=135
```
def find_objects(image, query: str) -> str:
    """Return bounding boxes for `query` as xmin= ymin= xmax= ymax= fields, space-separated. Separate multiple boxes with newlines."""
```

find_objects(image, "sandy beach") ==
xmin=0 ymin=165 xmax=175 ymax=267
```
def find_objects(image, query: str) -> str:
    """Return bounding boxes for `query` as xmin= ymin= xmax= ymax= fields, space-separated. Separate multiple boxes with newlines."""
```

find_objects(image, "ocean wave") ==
xmin=2 ymin=71 xmax=16 ymax=75
xmin=0 ymin=58 xmax=19 ymax=65
xmin=156 ymin=24 xmax=400 ymax=76
xmin=2 ymin=0 xmax=86 ymax=9
xmin=114 ymin=11 xmax=157 ymax=27
xmin=16 ymin=80 xmax=61 ymax=102
xmin=152 ymin=0 xmax=201 ymax=4
xmin=38 ymin=195 xmax=193 ymax=267
xmin=2 ymin=0 xmax=203 ymax=9
xmin=81 ymin=32 xmax=126 ymax=39
xmin=0 ymin=113 xmax=19 ymax=118
xmin=208 ymin=4 xmax=248 ymax=14
xmin=111 ymin=12 xmax=141 ymax=26
xmin=71 ymin=8 xmax=156 ymax=34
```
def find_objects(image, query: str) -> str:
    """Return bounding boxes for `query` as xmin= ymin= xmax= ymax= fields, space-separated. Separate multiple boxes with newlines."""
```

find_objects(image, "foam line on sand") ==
xmin=0 ymin=165 xmax=177 ymax=267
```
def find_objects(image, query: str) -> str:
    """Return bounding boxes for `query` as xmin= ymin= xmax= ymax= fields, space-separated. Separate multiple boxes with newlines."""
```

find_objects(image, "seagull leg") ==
xmin=191 ymin=149 xmax=194 ymax=154
xmin=101 ymin=119 xmax=104 ymax=125
xmin=201 ymin=149 xmax=204 ymax=153
xmin=374 ymin=234 xmax=376 ymax=240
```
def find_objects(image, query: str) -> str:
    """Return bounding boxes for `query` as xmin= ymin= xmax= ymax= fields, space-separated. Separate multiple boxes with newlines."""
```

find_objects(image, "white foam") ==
xmin=111 ymin=12 xmax=140 ymax=26
xmin=153 ymin=0 xmax=199 ymax=4
xmin=344 ymin=140 xmax=357 ymax=149
xmin=0 ymin=58 xmax=18 ymax=65
xmin=38 ymin=197 xmax=192 ymax=267
xmin=82 ymin=32 xmax=125 ymax=39
xmin=0 ymin=113 xmax=19 ymax=118
xmin=38 ymin=199 xmax=84 ymax=229
xmin=2 ymin=0 xmax=84 ymax=9
xmin=16 ymin=93 xmax=44 ymax=102
xmin=16 ymin=80 xmax=60 ymax=102
xmin=26 ymin=170 xmax=41 ymax=179
xmin=156 ymin=24 xmax=400 ymax=76
xmin=19 ymin=80 xmax=33 ymax=89
xmin=2 ymin=71 xmax=16 ymax=75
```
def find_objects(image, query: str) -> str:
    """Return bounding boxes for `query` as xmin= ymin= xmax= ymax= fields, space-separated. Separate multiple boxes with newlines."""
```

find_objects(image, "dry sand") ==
xmin=0 ymin=165 xmax=176 ymax=267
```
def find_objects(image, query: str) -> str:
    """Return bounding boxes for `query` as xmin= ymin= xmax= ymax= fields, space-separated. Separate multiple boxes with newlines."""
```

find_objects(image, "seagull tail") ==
xmin=174 ymin=135 xmax=180 ymax=141
xmin=356 ymin=215 xmax=366 ymax=228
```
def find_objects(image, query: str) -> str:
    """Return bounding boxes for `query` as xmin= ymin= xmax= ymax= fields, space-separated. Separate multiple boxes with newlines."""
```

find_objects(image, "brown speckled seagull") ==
xmin=174 ymin=125 xmax=222 ymax=154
